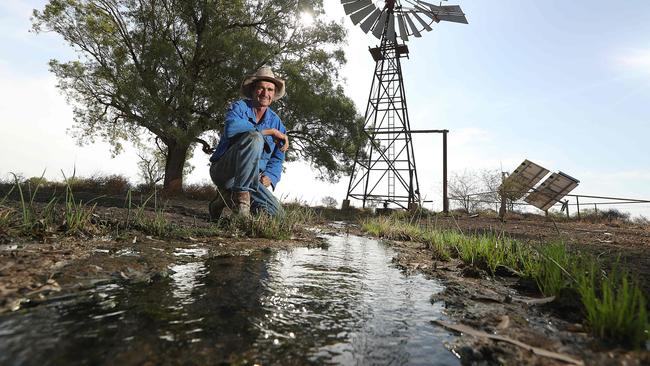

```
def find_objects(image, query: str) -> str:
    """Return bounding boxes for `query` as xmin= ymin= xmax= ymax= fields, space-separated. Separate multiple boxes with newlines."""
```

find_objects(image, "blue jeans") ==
xmin=209 ymin=131 xmax=284 ymax=216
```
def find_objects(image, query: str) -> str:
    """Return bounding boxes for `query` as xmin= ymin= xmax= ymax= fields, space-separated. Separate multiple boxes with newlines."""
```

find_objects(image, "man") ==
xmin=208 ymin=66 xmax=289 ymax=219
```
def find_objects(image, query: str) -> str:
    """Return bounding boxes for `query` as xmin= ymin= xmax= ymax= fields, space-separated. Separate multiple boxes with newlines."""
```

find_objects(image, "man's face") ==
xmin=253 ymin=80 xmax=276 ymax=107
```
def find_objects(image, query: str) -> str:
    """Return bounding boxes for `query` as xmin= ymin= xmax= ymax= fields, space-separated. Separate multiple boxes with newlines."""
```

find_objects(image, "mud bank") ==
xmin=388 ymin=238 xmax=649 ymax=365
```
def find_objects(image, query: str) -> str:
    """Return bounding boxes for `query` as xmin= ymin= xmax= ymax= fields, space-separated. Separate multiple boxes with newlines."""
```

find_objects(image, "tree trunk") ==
xmin=163 ymin=141 xmax=190 ymax=195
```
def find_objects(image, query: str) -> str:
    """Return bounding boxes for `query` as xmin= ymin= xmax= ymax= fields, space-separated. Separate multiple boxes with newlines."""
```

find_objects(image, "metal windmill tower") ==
xmin=342 ymin=0 xmax=468 ymax=210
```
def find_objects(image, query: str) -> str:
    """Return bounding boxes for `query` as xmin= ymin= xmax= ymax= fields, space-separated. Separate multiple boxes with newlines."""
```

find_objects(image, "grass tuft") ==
xmin=217 ymin=205 xmax=320 ymax=240
xmin=533 ymin=242 xmax=572 ymax=297
xmin=576 ymin=261 xmax=649 ymax=348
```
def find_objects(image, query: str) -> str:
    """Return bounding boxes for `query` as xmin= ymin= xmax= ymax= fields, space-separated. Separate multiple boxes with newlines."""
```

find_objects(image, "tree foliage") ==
xmin=32 ymin=0 xmax=366 ymax=192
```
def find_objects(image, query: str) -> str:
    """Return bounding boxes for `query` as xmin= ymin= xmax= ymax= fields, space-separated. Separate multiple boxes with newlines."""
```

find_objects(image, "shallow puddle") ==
xmin=0 ymin=235 xmax=458 ymax=365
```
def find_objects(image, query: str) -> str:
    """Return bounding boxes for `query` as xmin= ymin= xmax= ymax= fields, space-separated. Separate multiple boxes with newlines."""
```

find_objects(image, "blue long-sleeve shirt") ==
xmin=210 ymin=99 xmax=287 ymax=188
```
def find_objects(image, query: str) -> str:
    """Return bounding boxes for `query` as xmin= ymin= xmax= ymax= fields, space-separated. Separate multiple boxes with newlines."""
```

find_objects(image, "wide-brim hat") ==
xmin=240 ymin=66 xmax=286 ymax=101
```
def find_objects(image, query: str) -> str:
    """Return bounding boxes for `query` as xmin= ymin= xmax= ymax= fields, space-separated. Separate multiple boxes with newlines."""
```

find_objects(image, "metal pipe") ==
xmin=370 ymin=129 xmax=449 ymax=134
xmin=443 ymin=130 xmax=449 ymax=214
xmin=565 ymin=193 xmax=650 ymax=203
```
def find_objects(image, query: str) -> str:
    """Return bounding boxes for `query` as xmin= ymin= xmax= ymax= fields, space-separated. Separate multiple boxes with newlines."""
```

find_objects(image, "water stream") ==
xmin=0 ymin=234 xmax=458 ymax=365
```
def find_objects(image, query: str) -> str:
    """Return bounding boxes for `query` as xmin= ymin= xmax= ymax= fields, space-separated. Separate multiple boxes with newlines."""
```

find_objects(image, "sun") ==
xmin=300 ymin=11 xmax=314 ymax=27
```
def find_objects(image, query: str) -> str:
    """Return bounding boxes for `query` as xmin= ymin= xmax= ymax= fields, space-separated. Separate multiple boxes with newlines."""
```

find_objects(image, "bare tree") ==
xmin=136 ymin=147 xmax=165 ymax=189
xmin=448 ymin=170 xmax=482 ymax=213
xmin=321 ymin=196 xmax=338 ymax=209
xmin=448 ymin=169 xmax=504 ymax=213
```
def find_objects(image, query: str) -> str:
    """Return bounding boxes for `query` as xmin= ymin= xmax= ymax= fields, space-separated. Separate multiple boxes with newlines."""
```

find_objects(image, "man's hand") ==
xmin=262 ymin=128 xmax=289 ymax=152
xmin=260 ymin=175 xmax=272 ymax=187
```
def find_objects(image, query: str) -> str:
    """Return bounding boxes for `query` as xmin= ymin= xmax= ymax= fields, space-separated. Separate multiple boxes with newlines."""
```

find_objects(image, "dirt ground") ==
xmin=1 ymin=191 xmax=649 ymax=365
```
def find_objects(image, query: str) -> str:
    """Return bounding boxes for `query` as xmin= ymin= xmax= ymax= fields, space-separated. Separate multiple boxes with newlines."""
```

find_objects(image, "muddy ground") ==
xmin=1 ymin=191 xmax=649 ymax=365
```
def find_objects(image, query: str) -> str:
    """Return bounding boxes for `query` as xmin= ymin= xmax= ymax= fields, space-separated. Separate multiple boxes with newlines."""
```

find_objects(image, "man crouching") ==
xmin=209 ymin=66 xmax=289 ymax=219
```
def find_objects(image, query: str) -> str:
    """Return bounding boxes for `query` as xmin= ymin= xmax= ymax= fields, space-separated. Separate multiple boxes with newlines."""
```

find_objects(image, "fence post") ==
xmin=594 ymin=203 xmax=598 ymax=213
xmin=576 ymin=196 xmax=581 ymax=219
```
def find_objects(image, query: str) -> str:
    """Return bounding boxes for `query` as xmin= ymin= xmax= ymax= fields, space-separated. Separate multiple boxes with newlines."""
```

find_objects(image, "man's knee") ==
xmin=241 ymin=130 xmax=264 ymax=145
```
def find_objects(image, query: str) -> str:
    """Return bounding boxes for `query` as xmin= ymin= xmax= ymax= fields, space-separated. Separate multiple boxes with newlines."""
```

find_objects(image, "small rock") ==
xmin=461 ymin=266 xmax=486 ymax=278
xmin=496 ymin=315 xmax=510 ymax=330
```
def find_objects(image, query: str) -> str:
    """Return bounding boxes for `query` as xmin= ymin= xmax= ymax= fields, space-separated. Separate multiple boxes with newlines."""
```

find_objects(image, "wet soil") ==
xmin=1 ymin=190 xmax=649 ymax=365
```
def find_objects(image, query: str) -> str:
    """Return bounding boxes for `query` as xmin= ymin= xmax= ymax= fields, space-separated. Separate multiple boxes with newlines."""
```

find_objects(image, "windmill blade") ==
xmin=396 ymin=13 xmax=409 ymax=41
xmin=403 ymin=12 xmax=422 ymax=37
xmin=371 ymin=10 xmax=388 ymax=39
xmin=350 ymin=3 xmax=376 ymax=25
xmin=410 ymin=10 xmax=432 ymax=31
xmin=360 ymin=8 xmax=382 ymax=33
xmin=343 ymin=0 xmax=373 ymax=15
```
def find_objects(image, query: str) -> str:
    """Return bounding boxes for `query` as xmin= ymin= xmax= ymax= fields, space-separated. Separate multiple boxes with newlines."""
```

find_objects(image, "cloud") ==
xmin=0 ymin=62 xmax=142 ymax=182
xmin=616 ymin=49 xmax=650 ymax=75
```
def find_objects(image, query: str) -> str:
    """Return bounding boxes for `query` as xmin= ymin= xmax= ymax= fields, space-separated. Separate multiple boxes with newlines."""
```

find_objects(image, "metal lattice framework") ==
xmin=343 ymin=0 xmax=468 ymax=210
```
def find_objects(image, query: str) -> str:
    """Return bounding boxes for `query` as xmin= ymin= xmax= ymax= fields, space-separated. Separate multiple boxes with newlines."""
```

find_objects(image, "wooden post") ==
xmin=576 ymin=196 xmax=581 ymax=219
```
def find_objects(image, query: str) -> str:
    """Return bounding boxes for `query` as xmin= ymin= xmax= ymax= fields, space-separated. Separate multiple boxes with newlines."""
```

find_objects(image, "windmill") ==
xmin=341 ymin=0 xmax=468 ymax=210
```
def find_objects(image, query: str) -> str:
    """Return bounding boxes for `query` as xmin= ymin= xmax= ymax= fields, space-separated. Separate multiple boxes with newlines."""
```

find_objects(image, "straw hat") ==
xmin=240 ymin=66 xmax=286 ymax=101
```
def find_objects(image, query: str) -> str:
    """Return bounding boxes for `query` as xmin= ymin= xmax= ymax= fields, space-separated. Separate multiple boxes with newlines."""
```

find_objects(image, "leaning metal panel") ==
xmin=524 ymin=172 xmax=580 ymax=211
xmin=500 ymin=160 xmax=550 ymax=201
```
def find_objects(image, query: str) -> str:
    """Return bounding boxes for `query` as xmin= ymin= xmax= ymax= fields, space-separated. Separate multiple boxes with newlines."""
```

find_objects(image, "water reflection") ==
xmin=250 ymin=235 xmax=456 ymax=365
xmin=0 ymin=235 xmax=457 ymax=365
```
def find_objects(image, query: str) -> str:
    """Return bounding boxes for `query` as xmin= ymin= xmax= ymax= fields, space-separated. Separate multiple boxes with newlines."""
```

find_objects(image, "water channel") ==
xmin=0 ymin=233 xmax=459 ymax=365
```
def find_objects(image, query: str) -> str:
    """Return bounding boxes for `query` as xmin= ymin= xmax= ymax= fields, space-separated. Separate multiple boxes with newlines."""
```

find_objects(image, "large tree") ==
xmin=33 ymin=0 xmax=365 ymax=193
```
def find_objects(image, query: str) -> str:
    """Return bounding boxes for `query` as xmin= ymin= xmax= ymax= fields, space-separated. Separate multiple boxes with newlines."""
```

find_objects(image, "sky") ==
xmin=1 ymin=0 xmax=650 ymax=216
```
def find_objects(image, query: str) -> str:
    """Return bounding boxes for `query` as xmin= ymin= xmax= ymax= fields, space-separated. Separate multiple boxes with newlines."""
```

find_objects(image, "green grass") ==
xmin=218 ymin=205 xmax=321 ymax=240
xmin=62 ymin=183 xmax=97 ymax=235
xmin=0 ymin=184 xmax=16 ymax=234
xmin=11 ymin=172 xmax=58 ymax=236
xmin=533 ymin=242 xmax=573 ymax=296
xmin=361 ymin=214 xmax=650 ymax=348
xmin=126 ymin=189 xmax=174 ymax=237
xmin=575 ymin=261 xmax=649 ymax=348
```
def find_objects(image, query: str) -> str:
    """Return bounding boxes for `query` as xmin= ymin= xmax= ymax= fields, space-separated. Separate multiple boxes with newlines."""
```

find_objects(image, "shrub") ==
xmin=183 ymin=183 xmax=216 ymax=200
xmin=580 ymin=208 xmax=631 ymax=224
xmin=102 ymin=174 xmax=131 ymax=194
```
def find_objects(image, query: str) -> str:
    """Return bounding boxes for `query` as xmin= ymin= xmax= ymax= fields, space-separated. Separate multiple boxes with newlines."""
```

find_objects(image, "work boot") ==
xmin=208 ymin=186 xmax=232 ymax=221
xmin=231 ymin=191 xmax=251 ymax=218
